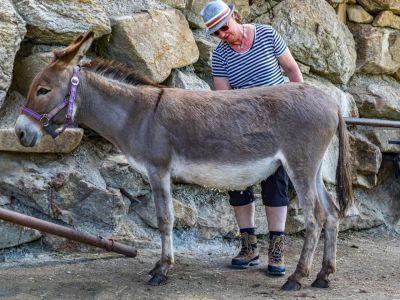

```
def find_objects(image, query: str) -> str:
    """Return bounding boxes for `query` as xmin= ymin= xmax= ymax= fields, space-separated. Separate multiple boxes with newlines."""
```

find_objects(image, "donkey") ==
xmin=14 ymin=31 xmax=352 ymax=290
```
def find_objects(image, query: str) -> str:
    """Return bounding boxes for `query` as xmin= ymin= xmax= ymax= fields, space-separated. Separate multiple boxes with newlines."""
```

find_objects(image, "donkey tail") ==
xmin=336 ymin=109 xmax=353 ymax=218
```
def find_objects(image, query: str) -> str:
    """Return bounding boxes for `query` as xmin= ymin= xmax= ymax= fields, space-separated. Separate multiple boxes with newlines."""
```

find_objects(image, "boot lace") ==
xmin=269 ymin=236 xmax=284 ymax=264
xmin=238 ymin=233 xmax=255 ymax=255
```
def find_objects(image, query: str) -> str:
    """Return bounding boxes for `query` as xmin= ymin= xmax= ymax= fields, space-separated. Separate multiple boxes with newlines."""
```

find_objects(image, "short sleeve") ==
xmin=270 ymin=27 xmax=287 ymax=57
xmin=211 ymin=50 xmax=228 ymax=77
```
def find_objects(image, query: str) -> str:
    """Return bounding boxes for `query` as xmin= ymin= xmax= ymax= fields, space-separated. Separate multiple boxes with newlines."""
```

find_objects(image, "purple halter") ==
xmin=21 ymin=66 xmax=81 ymax=139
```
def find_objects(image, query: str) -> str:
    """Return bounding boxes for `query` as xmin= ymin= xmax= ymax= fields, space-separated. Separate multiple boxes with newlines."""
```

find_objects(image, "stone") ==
xmin=174 ymin=185 xmax=237 ymax=239
xmin=99 ymin=154 xmax=151 ymax=198
xmin=348 ymin=24 xmax=400 ymax=74
xmin=108 ymin=9 xmax=199 ymax=83
xmin=347 ymin=4 xmax=374 ymax=23
xmin=0 ymin=0 xmax=26 ymax=109
xmin=357 ymin=0 xmax=400 ymax=14
xmin=166 ymin=67 xmax=211 ymax=90
xmin=0 ymin=220 xmax=41 ymax=249
xmin=13 ymin=0 xmax=111 ymax=45
xmin=345 ymin=169 xmax=400 ymax=229
xmin=394 ymin=69 xmax=400 ymax=81
xmin=255 ymin=0 xmax=356 ymax=84
xmin=160 ymin=0 xmax=186 ymax=9
xmin=247 ymin=0 xmax=277 ymax=22
xmin=347 ymin=74 xmax=400 ymax=119
xmin=349 ymin=132 xmax=382 ymax=176
xmin=131 ymin=194 xmax=198 ymax=229
xmin=192 ymin=29 xmax=219 ymax=75
xmin=357 ymin=127 xmax=400 ymax=154
xmin=336 ymin=3 xmax=347 ymax=24
xmin=98 ymin=0 xmax=163 ymax=18
xmin=13 ymin=52 xmax=54 ymax=97
xmin=0 ymin=128 xmax=84 ymax=153
xmin=373 ymin=10 xmax=400 ymax=30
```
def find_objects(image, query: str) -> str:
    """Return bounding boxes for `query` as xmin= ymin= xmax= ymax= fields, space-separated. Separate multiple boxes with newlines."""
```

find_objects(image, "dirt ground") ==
xmin=0 ymin=227 xmax=398 ymax=300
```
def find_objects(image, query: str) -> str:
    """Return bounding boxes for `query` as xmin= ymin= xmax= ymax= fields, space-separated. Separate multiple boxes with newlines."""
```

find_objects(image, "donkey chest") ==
xmin=171 ymin=154 xmax=282 ymax=190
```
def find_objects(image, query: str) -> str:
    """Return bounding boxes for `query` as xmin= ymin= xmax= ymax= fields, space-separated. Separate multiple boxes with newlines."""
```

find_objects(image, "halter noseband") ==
xmin=21 ymin=66 xmax=81 ymax=139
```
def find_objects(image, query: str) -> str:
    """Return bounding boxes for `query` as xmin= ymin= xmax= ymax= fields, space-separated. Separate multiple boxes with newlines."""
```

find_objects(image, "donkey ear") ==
xmin=53 ymin=31 xmax=95 ymax=66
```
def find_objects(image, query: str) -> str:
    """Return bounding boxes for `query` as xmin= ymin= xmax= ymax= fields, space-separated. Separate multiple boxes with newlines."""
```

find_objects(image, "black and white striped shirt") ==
xmin=212 ymin=24 xmax=287 ymax=89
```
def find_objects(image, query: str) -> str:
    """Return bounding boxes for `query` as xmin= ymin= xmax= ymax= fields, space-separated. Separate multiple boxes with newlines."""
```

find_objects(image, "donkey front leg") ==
xmin=147 ymin=169 xmax=175 ymax=285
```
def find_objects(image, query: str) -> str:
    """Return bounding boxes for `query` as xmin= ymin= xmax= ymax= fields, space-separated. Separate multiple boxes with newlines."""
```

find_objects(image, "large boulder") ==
xmin=13 ymin=0 xmax=111 ymax=45
xmin=108 ymin=9 xmax=199 ymax=83
xmin=254 ymin=0 xmax=356 ymax=84
xmin=98 ymin=0 xmax=164 ymax=17
xmin=0 ymin=0 xmax=26 ymax=109
xmin=0 ymin=139 xmax=127 ymax=237
xmin=347 ymin=74 xmax=400 ymax=120
xmin=348 ymin=23 xmax=400 ymax=75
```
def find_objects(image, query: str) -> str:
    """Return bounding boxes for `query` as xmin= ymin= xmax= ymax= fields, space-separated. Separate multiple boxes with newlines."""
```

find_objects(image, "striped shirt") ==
xmin=212 ymin=24 xmax=287 ymax=89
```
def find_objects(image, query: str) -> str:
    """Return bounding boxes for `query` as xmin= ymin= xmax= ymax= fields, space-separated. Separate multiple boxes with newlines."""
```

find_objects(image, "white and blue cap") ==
xmin=200 ymin=0 xmax=234 ymax=35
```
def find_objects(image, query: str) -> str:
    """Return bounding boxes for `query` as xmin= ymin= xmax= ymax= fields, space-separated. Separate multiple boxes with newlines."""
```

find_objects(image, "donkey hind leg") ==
xmin=311 ymin=168 xmax=340 ymax=289
xmin=281 ymin=173 xmax=324 ymax=291
xmin=147 ymin=169 xmax=175 ymax=285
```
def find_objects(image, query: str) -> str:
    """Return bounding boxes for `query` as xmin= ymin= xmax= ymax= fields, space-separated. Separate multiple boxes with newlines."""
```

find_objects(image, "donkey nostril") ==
xmin=19 ymin=131 xmax=25 ymax=140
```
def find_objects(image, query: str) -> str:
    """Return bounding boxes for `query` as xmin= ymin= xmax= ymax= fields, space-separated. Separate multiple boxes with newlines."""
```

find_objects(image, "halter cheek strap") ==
xmin=21 ymin=66 xmax=81 ymax=139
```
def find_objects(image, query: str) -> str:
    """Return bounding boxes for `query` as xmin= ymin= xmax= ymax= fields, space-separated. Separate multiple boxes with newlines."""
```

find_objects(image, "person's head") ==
xmin=200 ymin=0 xmax=240 ymax=40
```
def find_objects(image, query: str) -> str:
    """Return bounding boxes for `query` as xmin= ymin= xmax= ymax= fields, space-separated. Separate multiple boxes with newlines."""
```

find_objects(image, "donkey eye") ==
xmin=37 ymin=87 xmax=50 ymax=96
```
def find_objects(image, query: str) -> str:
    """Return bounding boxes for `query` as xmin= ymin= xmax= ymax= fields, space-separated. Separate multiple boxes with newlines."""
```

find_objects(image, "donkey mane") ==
xmin=83 ymin=58 xmax=163 ymax=88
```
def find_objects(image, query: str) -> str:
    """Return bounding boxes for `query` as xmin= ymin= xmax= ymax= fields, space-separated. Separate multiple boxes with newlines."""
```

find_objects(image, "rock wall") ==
xmin=0 ymin=0 xmax=399 ymax=252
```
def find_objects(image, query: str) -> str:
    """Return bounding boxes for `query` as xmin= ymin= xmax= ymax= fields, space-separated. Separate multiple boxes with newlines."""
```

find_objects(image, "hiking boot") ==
xmin=267 ymin=234 xmax=286 ymax=276
xmin=231 ymin=232 xmax=260 ymax=269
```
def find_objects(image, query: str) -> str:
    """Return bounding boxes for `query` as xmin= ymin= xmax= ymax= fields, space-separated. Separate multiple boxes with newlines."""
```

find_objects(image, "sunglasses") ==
xmin=211 ymin=20 xmax=230 ymax=36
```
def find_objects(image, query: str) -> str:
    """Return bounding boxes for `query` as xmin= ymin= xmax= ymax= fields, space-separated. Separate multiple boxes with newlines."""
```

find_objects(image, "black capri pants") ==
xmin=228 ymin=166 xmax=289 ymax=207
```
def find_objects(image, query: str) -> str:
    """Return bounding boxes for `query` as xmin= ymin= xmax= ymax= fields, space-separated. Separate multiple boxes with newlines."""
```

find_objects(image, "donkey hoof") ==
xmin=311 ymin=278 xmax=330 ymax=288
xmin=281 ymin=279 xmax=302 ymax=291
xmin=148 ymin=274 xmax=168 ymax=286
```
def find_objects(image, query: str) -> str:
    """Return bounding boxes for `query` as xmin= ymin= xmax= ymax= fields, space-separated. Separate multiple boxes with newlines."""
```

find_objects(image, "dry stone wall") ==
xmin=0 ymin=0 xmax=399 ymax=252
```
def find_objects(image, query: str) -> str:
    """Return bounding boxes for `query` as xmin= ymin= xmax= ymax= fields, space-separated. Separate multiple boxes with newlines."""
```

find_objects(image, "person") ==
xmin=200 ymin=0 xmax=303 ymax=276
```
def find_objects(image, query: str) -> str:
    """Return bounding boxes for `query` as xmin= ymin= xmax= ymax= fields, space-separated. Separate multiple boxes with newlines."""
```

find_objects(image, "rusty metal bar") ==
xmin=0 ymin=207 xmax=137 ymax=257
xmin=344 ymin=117 xmax=400 ymax=128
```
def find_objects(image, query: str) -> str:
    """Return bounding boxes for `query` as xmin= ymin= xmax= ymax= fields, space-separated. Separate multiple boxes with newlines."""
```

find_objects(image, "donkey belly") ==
xmin=171 ymin=154 xmax=282 ymax=190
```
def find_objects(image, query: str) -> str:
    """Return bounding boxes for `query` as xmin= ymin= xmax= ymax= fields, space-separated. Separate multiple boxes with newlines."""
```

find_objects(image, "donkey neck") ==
xmin=76 ymin=69 xmax=162 ymax=146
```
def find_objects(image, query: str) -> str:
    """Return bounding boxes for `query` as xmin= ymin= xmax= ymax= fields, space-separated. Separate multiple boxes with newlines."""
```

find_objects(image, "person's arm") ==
xmin=213 ymin=76 xmax=232 ymax=90
xmin=278 ymin=48 xmax=303 ymax=83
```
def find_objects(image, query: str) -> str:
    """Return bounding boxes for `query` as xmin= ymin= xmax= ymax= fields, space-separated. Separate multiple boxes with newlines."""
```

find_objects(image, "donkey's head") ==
xmin=15 ymin=31 xmax=94 ymax=147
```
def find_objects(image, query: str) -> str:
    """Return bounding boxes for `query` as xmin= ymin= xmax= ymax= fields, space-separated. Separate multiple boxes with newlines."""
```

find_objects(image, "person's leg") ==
xmin=261 ymin=166 xmax=289 ymax=276
xmin=234 ymin=202 xmax=255 ymax=229
xmin=265 ymin=206 xmax=287 ymax=232
xmin=229 ymin=187 xmax=259 ymax=268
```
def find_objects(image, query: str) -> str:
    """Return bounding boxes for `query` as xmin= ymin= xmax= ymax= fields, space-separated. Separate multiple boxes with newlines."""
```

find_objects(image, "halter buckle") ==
xmin=71 ymin=76 xmax=79 ymax=86
xmin=40 ymin=114 xmax=50 ymax=126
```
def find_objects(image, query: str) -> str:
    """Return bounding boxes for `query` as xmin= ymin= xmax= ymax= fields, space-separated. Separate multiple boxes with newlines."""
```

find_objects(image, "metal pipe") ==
xmin=344 ymin=117 xmax=400 ymax=128
xmin=0 ymin=207 xmax=137 ymax=257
